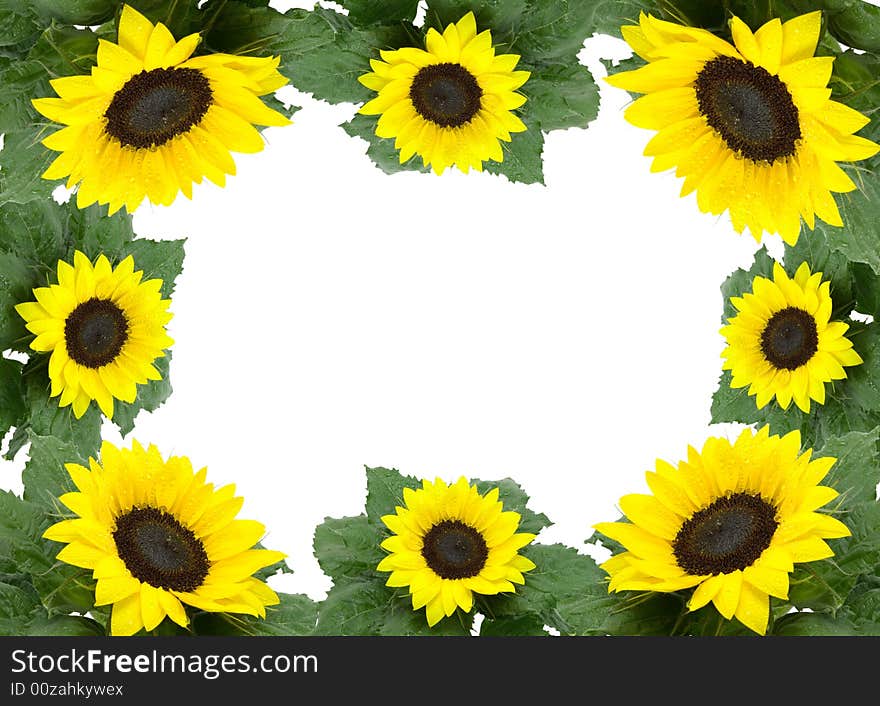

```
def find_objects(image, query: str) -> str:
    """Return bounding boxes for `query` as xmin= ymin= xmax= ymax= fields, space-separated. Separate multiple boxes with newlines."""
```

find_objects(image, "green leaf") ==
xmin=193 ymin=593 xmax=318 ymax=636
xmin=789 ymin=501 xmax=880 ymax=611
xmin=524 ymin=63 xmax=599 ymax=132
xmin=65 ymin=204 xmax=136 ymax=260
xmin=479 ymin=612 xmax=548 ymax=635
xmin=0 ymin=358 xmax=26 ymax=441
xmin=783 ymin=226 xmax=855 ymax=321
xmin=208 ymin=4 xmax=411 ymax=106
xmin=339 ymin=0 xmax=420 ymax=25
xmin=22 ymin=433 xmax=86 ymax=510
xmin=0 ymin=58 xmax=50 ymax=132
xmin=364 ymin=466 xmax=421 ymax=524
xmin=27 ymin=0 xmax=118 ymax=26
xmin=820 ymin=0 xmax=880 ymax=54
xmin=425 ymin=0 xmax=528 ymax=39
xmin=119 ymin=0 xmax=205 ymax=39
xmin=772 ymin=611 xmax=858 ymax=636
xmin=0 ymin=490 xmax=95 ymax=615
xmin=12 ymin=365 xmax=103 ymax=461
xmin=821 ymin=427 xmax=880 ymax=505
xmin=473 ymin=477 xmax=552 ymax=535
xmin=315 ymin=579 xmax=471 ymax=635
xmin=28 ymin=23 xmax=99 ymax=78
xmin=25 ymin=613 xmax=105 ymax=636
xmin=112 ymin=354 xmax=174 ymax=437
xmin=342 ymin=113 xmax=431 ymax=176
xmin=0 ymin=128 xmax=57 ymax=207
xmin=852 ymin=263 xmax=880 ymax=317
xmin=719 ymin=245 xmax=776 ymax=321
xmin=840 ymin=579 xmax=880 ymax=634
xmin=312 ymin=515 xmax=385 ymax=583
xmin=0 ymin=2 xmax=42 ymax=58
xmin=512 ymin=0 xmax=610 ymax=62
xmin=484 ymin=116 xmax=545 ymax=184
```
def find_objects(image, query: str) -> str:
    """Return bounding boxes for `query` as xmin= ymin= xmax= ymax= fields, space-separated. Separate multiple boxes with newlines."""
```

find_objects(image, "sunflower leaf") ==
xmin=0 ymin=57 xmax=50 ymax=132
xmin=312 ymin=514 xmax=385 ymax=583
xmin=193 ymin=592 xmax=318 ymax=636
xmin=26 ymin=0 xmax=118 ymax=26
xmin=0 ymin=128 xmax=58 ymax=207
xmin=339 ymin=0 xmax=420 ymax=25
xmin=28 ymin=23 xmax=98 ymax=77
xmin=315 ymin=579 xmax=472 ymax=635
xmin=478 ymin=612 xmax=549 ymax=635
xmin=789 ymin=500 xmax=880 ymax=612
xmin=0 ymin=490 xmax=95 ymax=615
xmin=818 ymin=0 xmax=880 ymax=54
xmin=719 ymin=245 xmax=776 ymax=322
xmin=14 ymin=364 xmax=103 ymax=462
xmin=22 ymin=433 xmax=85 ymax=510
xmin=0 ymin=1 xmax=42 ymax=58
xmin=112 ymin=352 xmax=174 ymax=437
xmin=472 ymin=477 xmax=552 ymax=535
xmin=485 ymin=116 xmax=545 ymax=184
xmin=783 ymin=227 xmax=855 ymax=321
xmin=501 ymin=543 xmax=681 ymax=635
xmin=820 ymin=427 xmax=880 ymax=505
xmin=425 ymin=0 xmax=528 ymax=37
xmin=364 ymin=466 xmax=422 ymax=524
xmin=839 ymin=578 xmax=880 ymax=633
xmin=0 ymin=358 xmax=26 ymax=442
xmin=342 ymin=113 xmax=431 ymax=176
xmin=772 ymin=611 xmax=859 ymax=635
xmin=525 ymin=63 xmax=600 ymax=132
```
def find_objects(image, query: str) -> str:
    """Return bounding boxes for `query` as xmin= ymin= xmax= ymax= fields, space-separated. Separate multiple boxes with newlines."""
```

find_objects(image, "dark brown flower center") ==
xmin=421 ymin=519 xmax=488 ymax=579
xmin=113 ymin=506 xmax=210 ymax=592
xmin=673 ymin=492 xmax=778 ymax=575
xmin=104 ymin=67 xmax=213 ymax=149
xmin=410 ymin=62 xmax=482 ymax=128
xmin=64 ymin=297 xmax=129 ymax=368
xmin=760 ymin=306 xmax=819 ymax=370
xmin=694 ymin=55 xmax=801 ymax=163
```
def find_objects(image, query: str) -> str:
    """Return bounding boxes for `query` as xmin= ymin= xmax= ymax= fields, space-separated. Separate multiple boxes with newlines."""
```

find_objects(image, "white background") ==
xmin=5 ymin=0 xmax=804 ymax=601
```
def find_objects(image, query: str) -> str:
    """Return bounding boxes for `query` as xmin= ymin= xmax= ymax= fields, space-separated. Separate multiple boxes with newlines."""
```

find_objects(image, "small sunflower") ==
xmin=43 ymin=440 xmax=284 ymax=636
xmin=15 ymin=250 xmax=173 ymax=419
xmin=358 ymin=11 xmax=530 ymax=175
xmin=32 ymin=4 xmax=290 ymax=214
xmin=721 ymin=261 xmax=862 ymax=413
xmin=378 ymin=477 xmax=536 ymax=626
xmin=595 ymin=426 xmax=850 ymax=635
xmin=607 ymin=11 xmax=879 ymax=245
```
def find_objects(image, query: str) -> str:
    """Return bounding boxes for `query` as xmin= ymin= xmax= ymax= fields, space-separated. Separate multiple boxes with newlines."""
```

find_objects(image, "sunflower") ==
xmin=15 ymin=250 xmax=173 ymax=419
xmin=721 ymin=261 xmax=862 ymax=413
xmin=377 ymin=477 xmax=536 ymax=626
xmin=32 ymin=4 xmax=290 ymax=214
xmin=43 ymin=440 xmax=284 ymax=636
xmin=595 ymin=426 xmax=850 ymax=634
xmin=358 ymin=11 xmax=530 ymax=175
xmin=607 ymin=11 xmax=879 ymax=245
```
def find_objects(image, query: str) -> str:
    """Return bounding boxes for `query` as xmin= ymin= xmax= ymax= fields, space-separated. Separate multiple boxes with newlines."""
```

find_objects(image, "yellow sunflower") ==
xmin=721 ymin=261 xmax=862 ymax=413
xmin=358 ymin=11 xmax=530 ymax=175
xmin=595 ymin=426 xmax=850 ymax=635
xmin=607 ymin=11 xmax=879 ymax=245
xmin=378 ymin=477 xmax=536 ymax=626
xmin=15 ymin=250 xmax=173 ymax=419
xmin=43 ymin=440 xmax=284 ymax=636
xmin=32 ymin=3 xmax=290 ymax=214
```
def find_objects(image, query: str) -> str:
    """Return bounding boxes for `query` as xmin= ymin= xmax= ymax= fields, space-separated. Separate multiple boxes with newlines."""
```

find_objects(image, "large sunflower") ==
xmin=595 ymin=426 xmax=850 ymax=634
xmin=43 ymin=440 xmax=284 ymax=636
xmin=378 ymin=477 xmax=536 ymax=626
xmin=607 ymin=11 xmax=879 ymax=245
xmin=15 ymin=250 xmax=173 ymax=419
xmin=358 ymin=11 xmax=530 ymax=175
xmin=32 ymin=4 xmax=290 ymax=214
xmin=721 ymin=261 xmax=862 ymax=412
